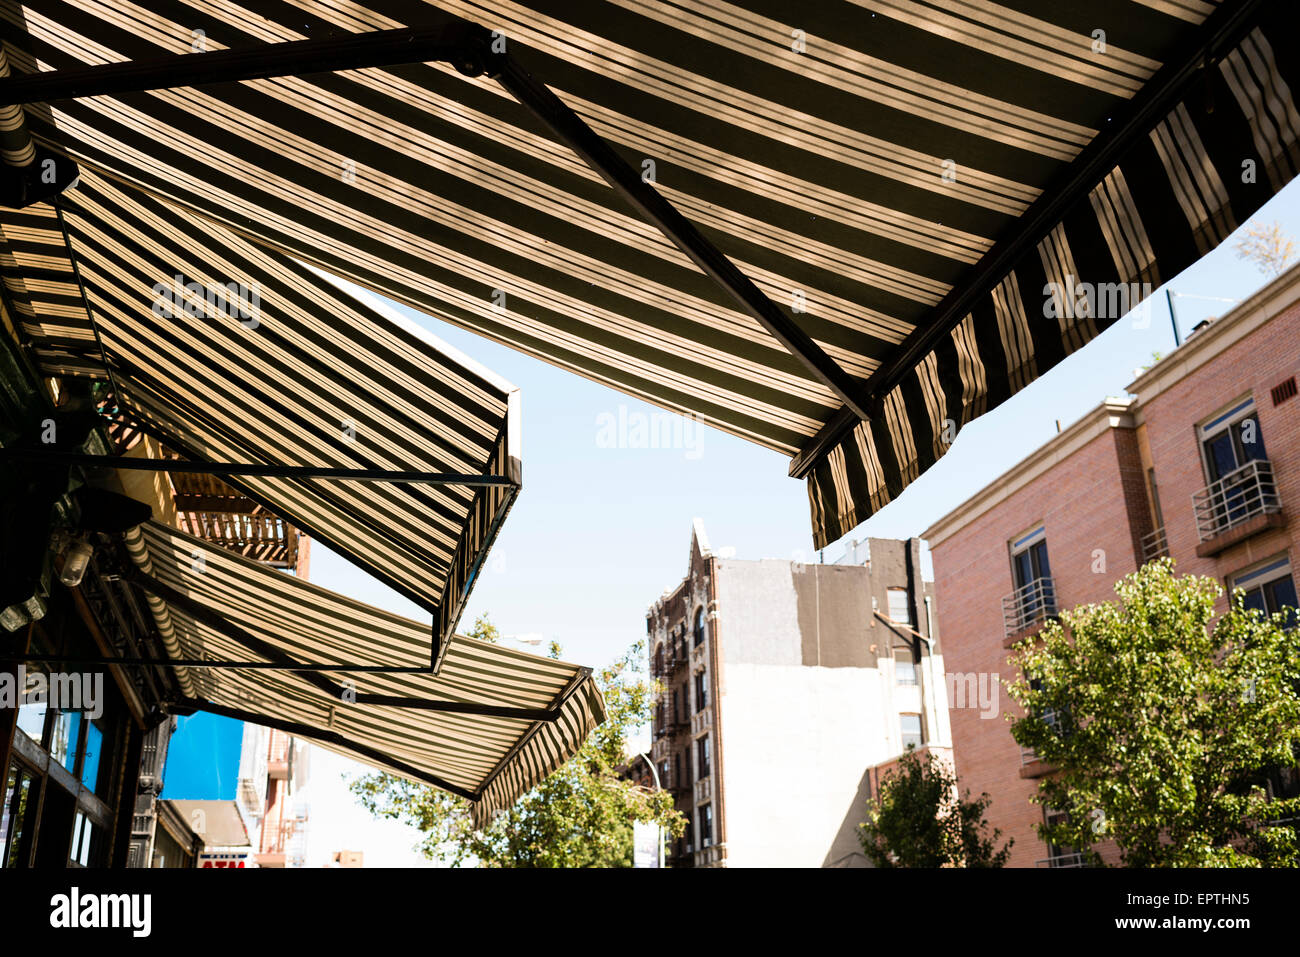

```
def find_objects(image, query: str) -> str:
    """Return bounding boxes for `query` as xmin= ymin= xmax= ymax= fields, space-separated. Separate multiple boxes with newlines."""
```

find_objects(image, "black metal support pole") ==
xmin=0 ymin=448 xmax=516 ymax=486
xmin=0 ymin=20 xmax=483 ymax=105
xmin=0 ymin=19 xmax=871 ymax=421
xmin=483 ymin=51 xmax=874 ymax=420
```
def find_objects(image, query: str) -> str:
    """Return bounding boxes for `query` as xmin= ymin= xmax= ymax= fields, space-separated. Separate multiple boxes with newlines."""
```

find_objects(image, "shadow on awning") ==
xmin=130 ymin=521 xmax=604 ymax=827
xmin=2 ymin=1 xmax=1295 ymax=547
xmin=0 ymin=169 xmax=520 ymax=667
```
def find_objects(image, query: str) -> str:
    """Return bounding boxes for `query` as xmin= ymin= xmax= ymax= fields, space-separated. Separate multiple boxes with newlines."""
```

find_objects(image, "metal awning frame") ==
xmin=3 ymin=5 xmax=1268 ymax=548
xmin=0 ymin=13 xmax=876 ymax=428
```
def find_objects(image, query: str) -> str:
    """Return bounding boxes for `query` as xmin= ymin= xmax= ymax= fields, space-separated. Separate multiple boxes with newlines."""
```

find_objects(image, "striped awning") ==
xmin=0 ymin=167 xmax=520 ymax=663
xmin=128 ymin=521 xmax=604 ymax=825
xmin=3 ymin=1 xmax=1297 ymax=548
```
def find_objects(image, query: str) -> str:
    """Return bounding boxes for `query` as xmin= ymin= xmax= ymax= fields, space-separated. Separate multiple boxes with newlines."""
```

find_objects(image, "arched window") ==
xmin=693 ymin=606 xmax=706 ymax=647
xmin=653 ymin=645 xmax=664 ymax=676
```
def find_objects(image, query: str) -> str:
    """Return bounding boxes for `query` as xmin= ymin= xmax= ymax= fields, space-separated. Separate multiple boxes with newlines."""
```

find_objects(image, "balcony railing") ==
xmin=1002 ymin=577 xmax=1057 ymax=639
xmin=1035 ymin=852 xmax=1085 ymax=868
xmin=1192 ymin=459 xmax=1281 ymax=543
xmin=1140 ymin=526 xmax=1168 ymax=564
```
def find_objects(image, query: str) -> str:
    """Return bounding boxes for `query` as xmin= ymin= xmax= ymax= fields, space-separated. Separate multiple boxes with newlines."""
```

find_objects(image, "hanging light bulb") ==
xmin=59 ymin=539 xmax=94 ymax=587
xmin=0 ymin=604 xmax=27 ymax=632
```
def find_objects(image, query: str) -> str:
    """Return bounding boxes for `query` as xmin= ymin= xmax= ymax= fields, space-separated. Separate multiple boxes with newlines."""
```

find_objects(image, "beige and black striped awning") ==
xmin=2 ymin=1 xmax=1298 ymax=548
xmin=0 ymin=167 xmax=520 ymax=664
xmin=127 ymin=521 xmax=604 ymax=825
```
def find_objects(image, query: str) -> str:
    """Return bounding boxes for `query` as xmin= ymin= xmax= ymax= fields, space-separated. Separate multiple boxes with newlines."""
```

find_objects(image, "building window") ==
xmin=1 ymin=764 xmax=38 ymax=868
xmin=1232 ymin=556 xmax=1298 ymax=628
xmin=697 ymin=735 xmax=711 ymax=779
xmin=49 ymin=710 xmax=81 ymax=774
xmin=699 ymin=803 xmax=713 ymax=847
xmin=895 ymin=650 xmax=917 ymax=686
xmin=1201 ymin=398 xmax=1267 ymax=482
xmin=1042 ymin=806 xmax=1083 ymax=868
xmin=886 ymin=588 xmax=912 ymax=626
xmin=1009 ymin=526 xmax=1054 ymax=624
xmin=1199 ymin=398 xmax=1272 ymax=533
xmin=694 ymin=670 xmax=708 ymax=712
xmin=900 ymin=713 xmax=923 ymax=750
xmin=693 ymin=606 xmax=706 ymax=647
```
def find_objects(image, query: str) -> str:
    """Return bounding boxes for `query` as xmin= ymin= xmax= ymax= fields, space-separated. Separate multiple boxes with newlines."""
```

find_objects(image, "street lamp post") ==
xmin=635 ymin=751 xmax=665 ymax=869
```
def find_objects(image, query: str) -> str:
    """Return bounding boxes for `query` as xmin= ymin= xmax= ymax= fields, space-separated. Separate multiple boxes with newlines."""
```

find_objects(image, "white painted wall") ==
xmin=711 ymin=558 xmax=953 ymax=867
xmin=719 ymin=663 xmax=893 ymax=868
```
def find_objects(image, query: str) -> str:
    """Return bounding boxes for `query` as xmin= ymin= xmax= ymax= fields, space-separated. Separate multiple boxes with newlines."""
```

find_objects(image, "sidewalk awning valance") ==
xmin=3 ymin=1 xmax=1296 ymax=547
xmin=0 ymin=168 xmax=519 ymax=665
xmin=128 ymin=522 xmax=604 ymax=826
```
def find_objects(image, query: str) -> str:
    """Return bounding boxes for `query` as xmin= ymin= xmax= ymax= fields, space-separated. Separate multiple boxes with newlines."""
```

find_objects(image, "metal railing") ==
xmin=1192 ymin=459 xmax=1281 ymax=542
xmin=1036 ymin=851 xmax=1085 ymax=868
xmin=1002 ymin=576 xmax=1057 ymax=638
xmin=1140 ymin=526 xmax=1168 ymax=564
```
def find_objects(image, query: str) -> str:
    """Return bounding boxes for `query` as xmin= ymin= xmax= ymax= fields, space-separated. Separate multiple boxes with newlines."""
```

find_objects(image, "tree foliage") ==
xmin=857 ymin=747 xmax=1012 ymax=867
xmin=350 ymin=615 xmax=683 ymax=867
xmin=1234 ymin=219 xmax=1296 ymax=278
xmin=1008 ymin=559 xmax=1300 ymax=867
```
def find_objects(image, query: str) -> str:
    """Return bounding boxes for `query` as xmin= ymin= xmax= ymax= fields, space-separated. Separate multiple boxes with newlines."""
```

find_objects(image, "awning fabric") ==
xmin=0 ymin=167 xmax=520 ymax=661
xmin=133 ymin=521 xmax=605 ymax=826
xmin=4 ymin=1 xmax=1298 ymax=549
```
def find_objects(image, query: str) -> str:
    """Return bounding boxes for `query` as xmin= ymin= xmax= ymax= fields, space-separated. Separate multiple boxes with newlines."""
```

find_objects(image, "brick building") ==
xmin=923 ymin=265 xmax=1300 ymax=868
xmin=647 ymin=520 xmax=948 ymax=867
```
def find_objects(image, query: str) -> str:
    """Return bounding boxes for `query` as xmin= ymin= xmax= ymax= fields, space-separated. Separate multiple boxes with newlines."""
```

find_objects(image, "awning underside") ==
xmin=132 ymin=522 xmax=604 ymax=826
xmin=0 ymin=167 xmax=519 ymax=657
xmin=4 ymin=1 xmax=1297 ymax=546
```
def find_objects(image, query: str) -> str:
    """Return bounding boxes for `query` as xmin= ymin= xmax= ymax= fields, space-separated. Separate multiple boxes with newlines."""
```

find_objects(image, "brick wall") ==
xmin=932 ymin=423 xmax=1141 ymax=867
xmin=927 ymin=282 xmax=1300 ymax=868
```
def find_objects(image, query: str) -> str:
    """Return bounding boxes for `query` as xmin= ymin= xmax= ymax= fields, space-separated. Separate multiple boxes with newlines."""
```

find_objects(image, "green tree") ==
xmin=1008 ymin=559 xmax=1300 ymax=867
xmin=857 ymin=747 xmax=1012 ymax=867
xmin=350 ymin=615 xmax=683 ymax=866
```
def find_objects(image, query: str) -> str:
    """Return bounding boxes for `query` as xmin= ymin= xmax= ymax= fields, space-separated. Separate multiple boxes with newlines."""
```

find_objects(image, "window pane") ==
xmin=1267 ymin=575 xmax=1298 ymax=629
xmin=1031 ymin=541 xmax=1051 ymax=579
xmin=2 ymin=768 xmax=33 ymax=868
xmin=887 ymin=589 xmax=911 ymax=625
xmin=0 ymin=767 xmax=15 ymax=867
xmin=1204 ymin=431 xmax=1239 ymax=482
xmin=896 ymin=655 xmax=917 ymax=686
xmin=15 ymin=671 xmax=47 ymax=745
xmin=81 ymin=720 xmax=104 ymax=793
xmin=50 ymin=711 xmax=81 ymax=773
xmin=900 ymin=714 xmax=923 ymax=749
xmin=78 ymin=820 xmax=96 ymax=867
xmin=1238 ymin=417 xmax=1267 ymax=462
xmin=1013 ymin=551 xmax=1034 ymax=589
xmin=71 ymin=812 xmax=85 ymax=866
xmin=1242 ymin=586 xmax=1267 ymax=617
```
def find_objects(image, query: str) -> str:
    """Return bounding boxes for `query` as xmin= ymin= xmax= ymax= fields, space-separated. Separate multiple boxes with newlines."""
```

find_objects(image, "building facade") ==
xmin=647 ymin=520 xmax=948 ymax=868
xmin=923 ymin=266 xmax=1300 ymax=868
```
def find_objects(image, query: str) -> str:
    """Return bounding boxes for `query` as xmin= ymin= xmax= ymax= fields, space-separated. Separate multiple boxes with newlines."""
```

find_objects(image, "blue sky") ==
xmin=168 ymin=179 xmax=1300 ymax=866
xmin=316 ymin=179 xmax=1300 ymax=671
